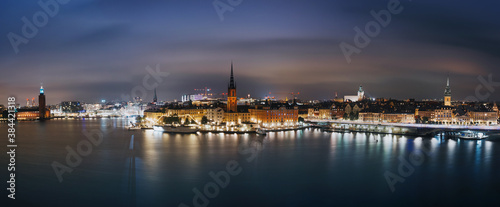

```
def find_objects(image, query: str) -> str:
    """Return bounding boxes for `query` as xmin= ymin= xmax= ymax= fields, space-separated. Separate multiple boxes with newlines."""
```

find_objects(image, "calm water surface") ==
xmin=1 ymin=119 xmax=500 ymax=207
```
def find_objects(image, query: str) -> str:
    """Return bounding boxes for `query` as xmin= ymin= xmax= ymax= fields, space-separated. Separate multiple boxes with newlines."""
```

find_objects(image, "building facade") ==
xmin=432 ymin=108 xmax=454 ymax=124
xmin=468 ymin=111 xmax=498 ymax=125
xmin=39 ymin=86 xmax=47 ymax=120
xmin=381 ymin=113 xmax=415 ymax=123
xmin=359 ymin=112 xmax=381 ymax=122
xmin=249 ymin=105 xmax=299 ymax=126
xmin=207 ymin=107 xmax=224 ymax=124
xmin=444 ymin=76 xmax=452 ymax=106
xmin=227 ymin=62 xmax=237 ymax=113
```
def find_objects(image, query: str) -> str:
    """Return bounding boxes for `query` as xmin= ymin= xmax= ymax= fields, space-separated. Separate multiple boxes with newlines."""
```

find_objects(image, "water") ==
xmin=2 ymin=119 xmax=500 ymax=207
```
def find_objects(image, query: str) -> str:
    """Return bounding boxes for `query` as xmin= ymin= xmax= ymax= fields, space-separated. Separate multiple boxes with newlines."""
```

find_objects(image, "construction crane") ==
xmin=267 ymin=91 xmax=300 ymax=101
xmin=194 ymin=87 xmax=213 ymax=97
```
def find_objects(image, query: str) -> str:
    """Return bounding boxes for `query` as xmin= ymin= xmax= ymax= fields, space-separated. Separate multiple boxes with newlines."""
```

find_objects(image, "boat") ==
xmin=458 ymin=131 xmax=488 ymax=140
xmin=153 ymin=125 xmax=199 ymax=134
xmin=127 ymin=122 xmax=142 ymax=131
xmin=256 ymin=128 xmax=267 ymax=135
xmin=127 ymin=126 xmax=142 ymax=131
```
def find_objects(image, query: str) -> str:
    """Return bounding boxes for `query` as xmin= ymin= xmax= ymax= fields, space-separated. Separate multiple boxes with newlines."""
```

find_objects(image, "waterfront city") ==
xmin=2 ymin=1 xmax=500 ymax=207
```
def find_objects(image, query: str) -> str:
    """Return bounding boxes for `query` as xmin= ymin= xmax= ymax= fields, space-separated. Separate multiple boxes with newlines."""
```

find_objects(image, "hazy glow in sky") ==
xmin=1 ymin=0 xmax=500 ymax=104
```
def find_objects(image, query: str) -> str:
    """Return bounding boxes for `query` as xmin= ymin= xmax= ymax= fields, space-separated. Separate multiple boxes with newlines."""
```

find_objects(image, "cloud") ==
xmin=1 ymin=0 xmax=499 ymax=104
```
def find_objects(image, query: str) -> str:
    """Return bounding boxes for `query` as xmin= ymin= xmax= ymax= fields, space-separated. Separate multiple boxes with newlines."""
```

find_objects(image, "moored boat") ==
xmin=256 ymin=128 xmax=267 ymax=135
xmin=153 ymin=125 xmax=199 ymax=134
xmin=127 ymin=122 xmax=142 ymax=131
xmin=458 ymin=131 xmax=487 ymax=140
xmin=127 ymin=126 xmax=142 ymax=131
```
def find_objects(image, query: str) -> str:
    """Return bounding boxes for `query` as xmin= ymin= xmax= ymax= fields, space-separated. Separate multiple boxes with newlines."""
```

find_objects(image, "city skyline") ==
xmin=2 ymin=0 xmax=500 ymax=104
xmin=2 ymin=2 xmax=500 ymax=207
xmin=3 ymin=70 xmax=496 ymax=106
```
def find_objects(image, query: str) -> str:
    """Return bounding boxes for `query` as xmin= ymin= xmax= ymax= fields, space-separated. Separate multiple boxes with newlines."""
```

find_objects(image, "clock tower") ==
xmin=39 ymin=85 xmax=46 ymax=121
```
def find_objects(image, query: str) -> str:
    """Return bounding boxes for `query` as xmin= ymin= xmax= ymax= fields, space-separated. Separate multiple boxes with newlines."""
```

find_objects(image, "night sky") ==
xmin=1 ymin=0 xmax=500 ymax=105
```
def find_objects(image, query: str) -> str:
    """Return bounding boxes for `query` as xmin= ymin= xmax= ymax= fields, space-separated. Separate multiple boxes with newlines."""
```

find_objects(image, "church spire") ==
xmin=153 ymin=88 xmax=158 ymax=103
xmin=444 ymin=75 xmax=451 ymax=96
xmin=444 ymin=75 xmax=452 ymax=106
xmin=229 ymin=61 xmax=236 ymax=89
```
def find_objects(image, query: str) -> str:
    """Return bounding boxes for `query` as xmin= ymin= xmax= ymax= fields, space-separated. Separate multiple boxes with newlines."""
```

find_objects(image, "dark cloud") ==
xmin=1 ymin=0 xmax=499 ymax=105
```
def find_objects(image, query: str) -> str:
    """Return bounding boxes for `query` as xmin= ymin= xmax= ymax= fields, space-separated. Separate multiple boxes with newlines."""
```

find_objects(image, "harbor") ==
xmin=5 ymin=118 xmax=500 ymax=207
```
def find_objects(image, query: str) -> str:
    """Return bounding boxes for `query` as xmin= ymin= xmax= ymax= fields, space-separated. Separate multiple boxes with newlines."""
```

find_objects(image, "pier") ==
xmin=307 ymin=119 xmax=500 ymax=137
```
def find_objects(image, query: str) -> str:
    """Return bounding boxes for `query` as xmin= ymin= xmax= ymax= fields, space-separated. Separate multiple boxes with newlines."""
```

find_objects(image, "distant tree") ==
xmin=201 ymin=116 xmax=208 ymax=124
xmin=422 ymin=117 xmax=429 ymax=124
xmin=162 ymin=116 xmax=170 ymax=124
xmin=185 ymin=118 xmax=190 ymax=125
xmin=349 ymin=112 xmax=359 ymax=121
xmin=298 ymin=117 xmax=305 ymax=123
xmin=163 ymin=115 xmax=180 ymax=124
xmin=343 ymin=112 xmax=348 ymax=120
xmin=415 ymin=116 xmax=421 ymax=124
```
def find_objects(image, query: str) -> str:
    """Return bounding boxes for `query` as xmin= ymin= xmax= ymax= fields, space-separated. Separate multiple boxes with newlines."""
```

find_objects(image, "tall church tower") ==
xmin=444 ymin=76 xmax=452 ymax=106
xmin=227 ymin=62 xmax=237 ymax=113
xmin=153 ymin=88 xmax=158 ymax=103
xmin=39 ymin=85 xmax=46 ymax=121
xmin=357 ymin=85 xmax=365 ymax=101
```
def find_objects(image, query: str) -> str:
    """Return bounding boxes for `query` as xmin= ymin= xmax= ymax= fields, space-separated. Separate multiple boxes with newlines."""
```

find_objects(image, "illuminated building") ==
xmin=17 ymin=86 xmax=50 ymax=120
xmin=227 ymin=62 xmax=237 ymax=113
xmin=433 ymin=107 xmax=454 ymax=124
xmin=182 ymin=94 xmax=204 ymax=102
xmin=143 ymin=111 xmax=164 ymax=123
xmin=415 ymin=108 xmax=435 ymax=121
xmin=358 ymin=85 xmax=365 ymax=101
xmin=494 ymin=103 xmax=500 ymax=118
xmin=39 ymin=86 xmax=47 ymax=120
xmin=359 ymin=112 xmax=381 ymax=122
xmin=381 ymin=113 xmax=415 ymax=123
xmin=333 ymin=92 xmax=344 ymax=102
xmin=249 ymin=105 xmax=298 ymax=126
xmin=61 ymin=101 xmax=84 ymax=113
xmin=344 ymin=85 xmax=365 ymax=102
xmin=144 ymin=62 xmax=300 ymax=129
xmin=468 ymin=111 xmax=498 ymax=125
xmin=207 ymin=107 xmax=224 ymax=124
xmin=166 ymin=107 xmax=207 ymax=123
xmin=224 ymin=112 xmax=239 ymax=125
xmin=307 ymin=108 xmax=332 ymax=119
xmin=444 ymin=76 xmax=452 ymax=106
xmin=17 ymin=108 xmax=49 ymax=120
xmin=331 ymin=105 xmax=345 ymax=120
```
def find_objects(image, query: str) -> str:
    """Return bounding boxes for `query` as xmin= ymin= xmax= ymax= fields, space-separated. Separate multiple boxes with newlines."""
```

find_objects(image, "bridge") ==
xmin=306 ymin=119 xmax=500 ymax=137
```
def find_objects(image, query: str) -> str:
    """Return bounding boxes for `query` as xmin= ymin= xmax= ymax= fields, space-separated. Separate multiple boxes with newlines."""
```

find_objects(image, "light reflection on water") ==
xmin=2 ymin=119 xmax=499 ymax=207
